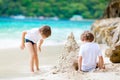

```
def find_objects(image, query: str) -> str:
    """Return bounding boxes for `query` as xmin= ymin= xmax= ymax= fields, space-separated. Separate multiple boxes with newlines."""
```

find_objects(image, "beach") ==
xmin=0 ymin=44 xmax=120 ymax=80
xmin=0 ymin=19 xmax=120 ymax=80
xmin=0 ymin=44 xmax=63 ymax=79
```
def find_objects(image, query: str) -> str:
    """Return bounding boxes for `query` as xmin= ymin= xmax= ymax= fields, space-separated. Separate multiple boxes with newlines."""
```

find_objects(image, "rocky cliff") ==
xmin=91 ymin=18 xmax=120 ymax=63
xmin=103 ymin=0 xmax=120 ymax=18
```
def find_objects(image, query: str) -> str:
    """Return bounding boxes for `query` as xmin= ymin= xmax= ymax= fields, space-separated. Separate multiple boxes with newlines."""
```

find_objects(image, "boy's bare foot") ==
xmin=102 ymin=65 xmax=105 ymax=69
xmin=31 ymin=68 xmax=34 ymax=72
xmin=37 ymin=68 xmax=40 ymax=71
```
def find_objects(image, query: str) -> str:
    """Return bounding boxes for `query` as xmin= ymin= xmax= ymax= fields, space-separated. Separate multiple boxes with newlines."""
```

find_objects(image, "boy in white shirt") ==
xmin=20 ymin=25 xmax=51 ymax=72
xmin=78 ymin=31 xmax=105 ymax=72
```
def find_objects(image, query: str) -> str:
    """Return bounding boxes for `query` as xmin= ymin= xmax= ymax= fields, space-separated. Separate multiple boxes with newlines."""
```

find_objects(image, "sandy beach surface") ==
xmin=0 ymin=44 xmax=63 ymax=79
xmin=0 ymin=44 xmax=120 ymax=80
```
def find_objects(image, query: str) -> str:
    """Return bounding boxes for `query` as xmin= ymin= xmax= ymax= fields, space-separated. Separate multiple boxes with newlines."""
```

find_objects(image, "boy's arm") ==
xmin=78 ymin=56 xmax=82 ymax=71
xmin=98 ymin=56 xmax=105 ymax=69
xmin=20 ymin=31 xmax=27 ymax=50
xmin=38 ymin=39 xmax=44 ymax=52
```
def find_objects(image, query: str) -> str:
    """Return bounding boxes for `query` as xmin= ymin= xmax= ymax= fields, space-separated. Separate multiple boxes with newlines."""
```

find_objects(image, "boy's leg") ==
xmin=98 ymin=56 xmax=105 ymax=69
xmin=33 ymin=44 xmax=39 ymax=71
xmin=26 ymin=43 xmax=35 ymax=72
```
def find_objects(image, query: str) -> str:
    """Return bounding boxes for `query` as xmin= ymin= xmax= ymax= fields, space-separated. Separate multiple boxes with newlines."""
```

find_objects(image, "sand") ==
xmin=0 ymin=44 xmax=63 ymax=79
xmin=0 ymin=44 xmax=120 ymax=80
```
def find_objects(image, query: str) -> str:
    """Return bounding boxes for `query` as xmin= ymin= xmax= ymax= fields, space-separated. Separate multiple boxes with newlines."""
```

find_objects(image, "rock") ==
xmin=105 ymin=48 xmax=113 ymax=57
xmin=105 ymin=45 xmax=120 ymax=63
xmin=103 ymin=0 xmax=120 ymax=18
xmin=56 ymin=32 xmax=79 ymax=72
xmin=91 ymin=18 xmax=120 ymax=63
xmin=91 ymin=18 xmax=119 ymax=46
xmin=110 ymin=45 xmax=120 ymax=63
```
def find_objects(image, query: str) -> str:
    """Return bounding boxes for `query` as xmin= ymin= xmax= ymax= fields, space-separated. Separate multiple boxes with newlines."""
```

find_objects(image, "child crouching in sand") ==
xmin=78 ymin=31 xmax=105 ymax=72
xmin=20 ymin=25 xmax=51 ymax=72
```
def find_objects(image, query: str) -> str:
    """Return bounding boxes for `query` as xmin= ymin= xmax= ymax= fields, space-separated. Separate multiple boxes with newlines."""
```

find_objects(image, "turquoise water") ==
xmin=0 ymin=18 xmax=94 ymax=45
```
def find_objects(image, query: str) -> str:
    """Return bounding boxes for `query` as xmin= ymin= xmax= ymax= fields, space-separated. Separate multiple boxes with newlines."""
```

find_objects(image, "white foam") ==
xmin=0 ymin=39 xmax=20 ymax=49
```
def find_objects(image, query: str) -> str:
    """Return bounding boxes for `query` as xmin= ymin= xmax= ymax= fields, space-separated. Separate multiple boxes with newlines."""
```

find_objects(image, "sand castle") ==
xmin=53 ymin=32 xmax=79 ymax=73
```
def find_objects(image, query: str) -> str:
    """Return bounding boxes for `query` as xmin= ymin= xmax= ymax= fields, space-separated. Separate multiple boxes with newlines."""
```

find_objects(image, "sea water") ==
xmin=0 ymin=18 xmax=94 ymax=48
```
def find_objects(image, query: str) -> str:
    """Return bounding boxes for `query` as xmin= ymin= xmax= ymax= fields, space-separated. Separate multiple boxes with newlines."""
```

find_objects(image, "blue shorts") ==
xmin=25 ymin=39 xmax=35 ymax=45
xmin=82 ymin=66 xmax=96 ymax=72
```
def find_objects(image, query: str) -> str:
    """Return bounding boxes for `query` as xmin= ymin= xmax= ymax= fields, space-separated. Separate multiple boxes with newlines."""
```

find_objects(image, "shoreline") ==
xmin=0 ymin=38 xmax=65 ymax=49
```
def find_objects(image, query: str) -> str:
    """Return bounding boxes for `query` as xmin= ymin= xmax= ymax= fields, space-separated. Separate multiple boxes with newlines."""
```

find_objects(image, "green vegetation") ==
xmin=0 ymin=0 xmax=109 ymax=19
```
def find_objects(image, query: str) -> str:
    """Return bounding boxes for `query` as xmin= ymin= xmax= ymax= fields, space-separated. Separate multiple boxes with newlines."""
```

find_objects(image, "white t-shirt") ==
xmin=25 ymin=28 xmax=42 ymax=43
xmin=79 ymin=42 xmax=102 ymax=71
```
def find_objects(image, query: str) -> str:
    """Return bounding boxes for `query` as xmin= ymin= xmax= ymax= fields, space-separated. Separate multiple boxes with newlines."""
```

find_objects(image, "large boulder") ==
xmin=110 ymin=45 xmax=120 ymax=63
xmin=91 ymin=18 xmax=120 ymax=46
xmin=91 ymin=18 xmax=120 ymax=63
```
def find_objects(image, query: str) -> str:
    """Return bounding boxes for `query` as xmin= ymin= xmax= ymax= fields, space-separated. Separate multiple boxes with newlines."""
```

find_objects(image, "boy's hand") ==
xmin=37 ymin=46 xmax=41 ymax=52
xmin=38 ymin=39 xmax=44 ymax=52
xmin=20 ymin=43 xmax=25 ymax=50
